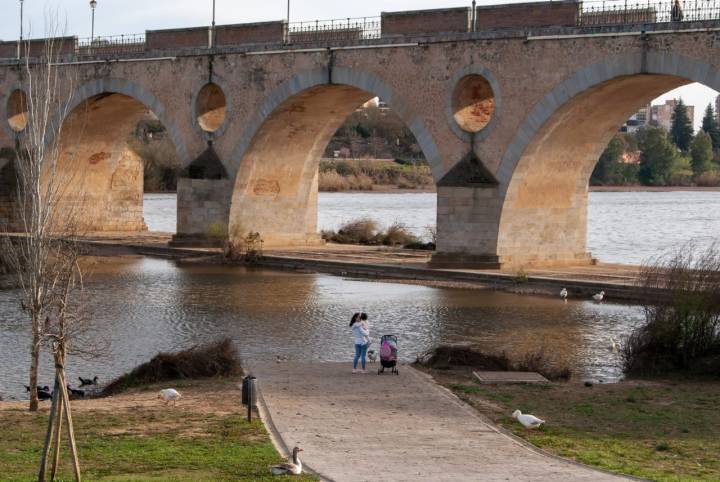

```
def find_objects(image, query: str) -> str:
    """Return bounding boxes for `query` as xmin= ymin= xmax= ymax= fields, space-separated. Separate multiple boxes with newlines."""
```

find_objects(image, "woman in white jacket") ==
xmin=350 ymin=313 xmax=370 ymax=373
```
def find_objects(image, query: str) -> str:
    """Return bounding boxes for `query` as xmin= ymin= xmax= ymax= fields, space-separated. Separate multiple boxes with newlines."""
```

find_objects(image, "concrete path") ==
xmin=250 ymin=362 xmax=628 ymax=482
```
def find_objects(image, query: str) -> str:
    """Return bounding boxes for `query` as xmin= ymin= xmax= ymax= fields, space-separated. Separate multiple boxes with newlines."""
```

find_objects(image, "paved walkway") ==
xmin=250 ymin=362 xmax=628 ymax=482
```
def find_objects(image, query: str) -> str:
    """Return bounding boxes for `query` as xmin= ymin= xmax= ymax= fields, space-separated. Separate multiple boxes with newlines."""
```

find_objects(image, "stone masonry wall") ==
xmin=381 ymin=8 xmax=471 ymax=36
xmin=176 ymin=178 xmax=232 ymax=238
xmin=146 ymin=28 xmax=209 ymax=51
xmin=216 ymin=22 xmax=285 ymax=46
xmin=475 ymin=1 xmax=579 ymax=30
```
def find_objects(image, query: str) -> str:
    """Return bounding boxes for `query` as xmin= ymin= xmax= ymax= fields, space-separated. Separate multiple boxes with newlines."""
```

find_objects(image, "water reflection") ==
xmin=0 ymin=257 xmax=644 ymax=400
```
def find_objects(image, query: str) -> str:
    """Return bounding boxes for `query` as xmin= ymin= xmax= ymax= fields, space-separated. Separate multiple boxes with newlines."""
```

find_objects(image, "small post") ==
xmin=246 ymin=378 xmax=253 ymax=422
xmin=472 ymin=0 xmax=477 ymax=32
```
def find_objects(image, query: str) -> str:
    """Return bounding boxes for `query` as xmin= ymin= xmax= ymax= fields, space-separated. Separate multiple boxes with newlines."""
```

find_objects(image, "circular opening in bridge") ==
xmin=7 ymin=89 xmax=29 ymax=132
xmin=452 ymin=74 xmax=495 ymax=133
xmin=195 ymin=83 xmax=226 ymax=132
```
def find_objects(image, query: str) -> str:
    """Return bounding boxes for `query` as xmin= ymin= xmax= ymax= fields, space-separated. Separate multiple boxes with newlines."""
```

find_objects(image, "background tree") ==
xmin=670 ymin=98 xmax=693 ymax=151
xmin=638 ymin=127 xmax=676 ymax=185
xmin=701 ymin=103 xmax=720 ymax=150
xmin=690 ymin=131 xmax=713 ymax=177
xmin=591 ymin=136 xmax=625 ymax=185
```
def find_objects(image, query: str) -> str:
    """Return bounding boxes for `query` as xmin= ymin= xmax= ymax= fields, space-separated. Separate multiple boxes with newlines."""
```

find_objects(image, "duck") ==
xmin=592 ymin=291 xmax=605 ymax=303
xmin=158 ymin=388 xmax=181 ymax=405
xmin=367 ymin=349 xmax=377 ymax=363
xmin=560 ymin=288 xmax=568 ymax=301
xmin=275 ymin=355 xmax=289 ymax=363
xmin=271 ymin=446 xmax=303 ymax=475
xmin=512 ymin=409 xmax=545 ymax=429
xmin=79 ymin=376 xmax=98 ymax=386
xmin=67 ymin=385 xmax=85 ymax=397
xmin=37 ymin=388 xmax=53 ymax=401
xmin=25 ymin=385 xmax=50 ymax=393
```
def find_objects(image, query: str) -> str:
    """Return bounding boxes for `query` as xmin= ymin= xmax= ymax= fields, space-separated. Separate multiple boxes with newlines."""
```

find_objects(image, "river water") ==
xmin=1 ymin=191 xmax=717 ymax=400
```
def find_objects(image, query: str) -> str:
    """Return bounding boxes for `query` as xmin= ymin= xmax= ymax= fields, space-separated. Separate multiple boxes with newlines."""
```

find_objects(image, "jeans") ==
xmin=353 ymin=343 xmax=369 ymax=370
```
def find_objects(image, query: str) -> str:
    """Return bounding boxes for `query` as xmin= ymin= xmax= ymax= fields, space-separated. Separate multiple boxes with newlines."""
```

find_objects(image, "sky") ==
xmin=1 ymin=0 xmax=717 ymax=130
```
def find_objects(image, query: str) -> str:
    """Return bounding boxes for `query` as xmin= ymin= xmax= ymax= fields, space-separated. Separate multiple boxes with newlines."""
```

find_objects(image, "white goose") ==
xmin=560 ymin=288 xmax=568 ymax=301
xmin=592 ymin=290 xmax=605 ymax=303
xmin=512 ymin=409 xmax=545 ymax=429
xmin=271 ymin=446 xmax=303 ymax=475
xmin=158 ymin=388 xmax=181 ymax=405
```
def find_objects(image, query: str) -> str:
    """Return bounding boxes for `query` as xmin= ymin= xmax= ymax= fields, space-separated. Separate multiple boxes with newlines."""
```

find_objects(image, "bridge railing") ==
xmin=578 ymin=0 xmax=720 ymax=26
xmin=285 ymin=17 xmax=381 ymax=46
xmin=75 ymin=34 xmax=146 ymax=59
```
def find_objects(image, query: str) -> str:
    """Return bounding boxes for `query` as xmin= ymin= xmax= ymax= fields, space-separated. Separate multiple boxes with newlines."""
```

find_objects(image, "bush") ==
xmin=322 ymin=218 xmax=380 ymax=245
xmin=624 ymin=242 xmax=720 ymax=375
xmin=102 ymin=338 xmax=240 ymax=396
xmin=381 ymin=222 xmax=418 ymax=246
xmin=695 ymin=170 xmax=720 ymax=187
xmin=318 ymin=171 xmax=350 ymax=192
xmin=418 ymin=345 xmax=572 ymax=381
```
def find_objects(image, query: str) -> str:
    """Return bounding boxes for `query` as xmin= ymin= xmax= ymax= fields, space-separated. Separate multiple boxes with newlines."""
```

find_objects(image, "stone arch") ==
xmin=48 ymin=78 xmax=189 ymax=232
xmin=224 ymin=67 xmax=442 ymax=246
xmin=494 ymin=51 xmax=719 ymax=267
xmin=63 ymin=78 xmax=190 ymax=166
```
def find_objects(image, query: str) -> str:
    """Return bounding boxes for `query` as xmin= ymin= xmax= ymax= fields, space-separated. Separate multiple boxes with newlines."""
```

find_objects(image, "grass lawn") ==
xmin=0 ymin=379 xmax=317 ymax=481
xmin=428 ymin=367 xmax=720 ymax=481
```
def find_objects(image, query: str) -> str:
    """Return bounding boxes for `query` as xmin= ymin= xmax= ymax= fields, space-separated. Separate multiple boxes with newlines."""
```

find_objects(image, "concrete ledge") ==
xmin=429 ymin=252 xmax=502 ymax=269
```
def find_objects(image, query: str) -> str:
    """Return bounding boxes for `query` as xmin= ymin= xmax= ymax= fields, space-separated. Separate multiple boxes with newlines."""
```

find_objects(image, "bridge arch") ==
xmin=49 ymin=78 xmax=188 ymax=232
xmin=494 ymin=51 xmax=719 ymax=267
xmin=224 ymin=67 xmax=442 ymax=246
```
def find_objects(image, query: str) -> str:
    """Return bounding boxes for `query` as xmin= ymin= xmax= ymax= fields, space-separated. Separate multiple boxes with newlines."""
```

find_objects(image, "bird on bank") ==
xmin=592 ymin=291 xmax=605 ymax=303
xmin=512 ymin=409 xmax=545 ymax=429
xmin=67 ymin=385 xmax=86 ymax=397
xmin=158 ymin=388 xmax=181 ymax=405
xmin=271 ymin=446 xmax=303 ymax=475
xmin=560 ymin=288 xmax=568 ymax=301
xmin=367 ymin=349 xmax=377 ymax=363
xmin=79 ymin=376 xmax=98 ymax=386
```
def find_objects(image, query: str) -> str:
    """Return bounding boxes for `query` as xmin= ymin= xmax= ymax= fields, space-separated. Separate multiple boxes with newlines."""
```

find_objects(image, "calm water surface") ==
xmin=146 ymin=190 xmax=720 ymax=265
xmin=2 ymin=190 xmax=718 ymax=400
xmin=0 ymin=257 xmax=642 ymax=400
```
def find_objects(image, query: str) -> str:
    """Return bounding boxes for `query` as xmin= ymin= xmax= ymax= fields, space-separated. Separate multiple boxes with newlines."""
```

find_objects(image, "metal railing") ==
xmin=75 ymin=33 xmax=145 ymax=58
xmin=578 ymin=0 xmax=720 ymax=26
xmin=285 ymin=17 xmax=381 ymax=46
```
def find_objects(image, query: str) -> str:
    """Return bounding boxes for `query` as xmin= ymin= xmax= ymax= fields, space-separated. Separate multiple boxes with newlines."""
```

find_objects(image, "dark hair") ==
xmin=350 ymin=312 xmax=360 ymax=327
xmin=360 ymin=313 xmax=368 ymax=321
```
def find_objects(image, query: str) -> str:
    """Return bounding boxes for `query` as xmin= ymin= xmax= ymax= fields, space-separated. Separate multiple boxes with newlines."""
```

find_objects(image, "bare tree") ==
xmin=0 ymin=16 xmax=79 ymax=412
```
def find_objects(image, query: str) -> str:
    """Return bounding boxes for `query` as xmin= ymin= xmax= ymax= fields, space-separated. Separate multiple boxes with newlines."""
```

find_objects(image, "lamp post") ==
xmin=17 ymin=0 xmax=24 ymax=59
xmin=90 ymin=0 xmax=97 ymax=46
xmin=471 ymin=0 xmax=477 ymax=32
xmin=287 ymin=0 xmax=290 ymax=23
xmin=211 ymin=0 xmax=216 ymax=48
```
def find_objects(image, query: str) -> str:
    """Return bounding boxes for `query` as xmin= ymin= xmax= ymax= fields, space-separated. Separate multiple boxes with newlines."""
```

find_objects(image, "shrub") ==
xmin=695 ymin=170 xmax=720 ymax=187
xmin=319 ymin=171 xmax=350 ymax=192
xmin=381 ymin=222 xmax=419 ymax=246
xmin=418 ymin=345 xmax=571 ymax=381
xmin=624 ymin=241 xmax=720 ymax=375
xmin=101 ymin=338 xmax=241 ymax=396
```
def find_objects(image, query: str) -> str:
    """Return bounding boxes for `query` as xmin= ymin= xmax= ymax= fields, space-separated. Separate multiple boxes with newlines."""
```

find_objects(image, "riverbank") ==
xmin=425 ymin=366 xmax=720 ymax=481
xmin=0 ymin=378 xmax=317 ymax=481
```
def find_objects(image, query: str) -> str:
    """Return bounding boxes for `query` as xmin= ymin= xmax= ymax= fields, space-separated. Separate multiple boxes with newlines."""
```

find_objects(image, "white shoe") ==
xmin=352 ymin=369 xmax=359 ymax=374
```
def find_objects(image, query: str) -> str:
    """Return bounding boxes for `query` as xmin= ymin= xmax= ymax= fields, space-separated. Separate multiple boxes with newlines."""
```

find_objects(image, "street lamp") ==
xmin=90 ymin=0 xmax=97 ymax=45
xmin=287 ymin=0 xmax=290 ymax=23
xmin=211 ymin=0 xmax=216 ymax=48
xmin=17 ymin=0 xmax=24 ymax=59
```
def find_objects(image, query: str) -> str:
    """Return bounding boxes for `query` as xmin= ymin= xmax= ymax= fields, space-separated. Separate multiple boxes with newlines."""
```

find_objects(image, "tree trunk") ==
xmin=29 ymin=317 xmax=42 ymax=411
xmin=38 ymin=375 xmax=60 ymax=481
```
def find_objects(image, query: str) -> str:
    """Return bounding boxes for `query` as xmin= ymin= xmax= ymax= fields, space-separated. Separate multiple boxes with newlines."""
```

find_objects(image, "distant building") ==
xmin=621 ymin=104 xmax=651 ymax=132
xmin=650 ymin=99 xmax=694 ymax=132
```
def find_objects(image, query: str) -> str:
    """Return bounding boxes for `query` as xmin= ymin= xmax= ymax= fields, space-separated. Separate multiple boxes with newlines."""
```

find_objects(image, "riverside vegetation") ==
xmin=321 ymin=217 xmax=435 ymax=250
xmin=0 ymin=339 xmax=317 ymax=481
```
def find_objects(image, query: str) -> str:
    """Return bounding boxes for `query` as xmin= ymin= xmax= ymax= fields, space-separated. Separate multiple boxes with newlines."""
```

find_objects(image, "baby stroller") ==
xmin=377 ymin=335 xmax=399 ymax=375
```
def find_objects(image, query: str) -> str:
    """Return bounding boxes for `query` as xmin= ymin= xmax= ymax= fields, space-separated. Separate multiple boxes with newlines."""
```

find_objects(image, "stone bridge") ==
xmin=2 ymin=1 xmax=720 ymax=268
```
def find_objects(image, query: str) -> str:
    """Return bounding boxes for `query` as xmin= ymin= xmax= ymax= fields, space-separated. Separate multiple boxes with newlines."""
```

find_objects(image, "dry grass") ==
xmin=102 ymin=338 xmax=241 ymax=396
xmin=318 ymin=159 xmax=433 ymax=191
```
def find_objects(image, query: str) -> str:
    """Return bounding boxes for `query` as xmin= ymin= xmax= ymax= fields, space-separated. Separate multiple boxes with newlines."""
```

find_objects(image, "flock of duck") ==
xmin=24 ymin=376 xmax=99 ymax=401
